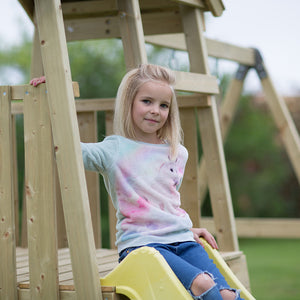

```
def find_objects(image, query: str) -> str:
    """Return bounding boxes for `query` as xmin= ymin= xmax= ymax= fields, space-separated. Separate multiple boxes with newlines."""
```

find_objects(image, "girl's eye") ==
xmin=161 ymin=103 xmax=169 ymax=109
xmin=142 ymin=99 xmax=151 ymax=104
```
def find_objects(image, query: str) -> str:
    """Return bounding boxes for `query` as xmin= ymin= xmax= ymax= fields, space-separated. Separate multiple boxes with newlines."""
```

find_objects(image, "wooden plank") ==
xmin=261 ymin=72 xmax=300 ymax=184
xmin=62 ymin=0 xmax=118 ymax=18
xmin=172 ymin=0 xmax=225 ymax=15
xmin=0 ymin=86 xmax=17 ymax=299
xmin=10 ymin=83 xmax=80 ymax=101
xmin=181 ymin=5 xmax=238 ymax=251
xmin=23 ymin=84 xmax=59 ymax=300
xmin=172 ymin=0 xmax=206 ymax=9
xmin=64 ymin=11 xmax=183 ymax=41
xmin=116 ymin=0 xmax=147 ymax=70
xmin=12 ymin=115 xmax=20 ymax=246
xmin=180 ymin=108 xmax=200 ymax=227
xmin=18 ymin=288 xmax=127 ymax=300
xmin=55 ymin=168 xmax=68 ymax=249
xmin=105 ymin=111 xmax=117 ymax=249
xmin=30 ymin=28 xmax=44 ymax=78
xmin=18 ymin=0 xmax=34 ymax=21
xmin=62 ymin=0 xmax=179 ymax=18
xmin=204 ymin=0 xmax=225 ymax=17
xmin=78 ymin=112 xmax=101 ymax=248
xmin=33 ymin=0 xmax=101 ymax=299
xmin=174 ymin=70 xmax=219 ymax=94
xmin=202 ymin=217 xmax=300 ymax=239
xmin=145 ymin=34 xmax=256 ymax=66
xmin=199 ymin=77 xmax=246 ymax=204
xmin=206 ymin=38 xmax=255 ymax=66
xmin=226 ymin=254 xmax=250 ymax=291
xmin=12 ymin=95 xmax=210 ymax=115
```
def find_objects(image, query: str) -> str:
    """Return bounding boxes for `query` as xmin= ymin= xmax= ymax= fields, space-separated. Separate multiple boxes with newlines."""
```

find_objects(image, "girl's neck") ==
xmin=134 ymin=135 xmax=164 ymax=145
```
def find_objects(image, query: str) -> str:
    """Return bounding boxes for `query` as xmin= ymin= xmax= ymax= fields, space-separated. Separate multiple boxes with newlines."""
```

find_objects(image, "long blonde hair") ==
xmin=113 ymin=64 xmax=183 ymax=159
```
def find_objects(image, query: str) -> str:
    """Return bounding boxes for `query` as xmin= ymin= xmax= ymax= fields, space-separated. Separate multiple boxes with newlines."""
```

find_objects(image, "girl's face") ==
xmin=132 ymin=80 xmax=172 ymax=144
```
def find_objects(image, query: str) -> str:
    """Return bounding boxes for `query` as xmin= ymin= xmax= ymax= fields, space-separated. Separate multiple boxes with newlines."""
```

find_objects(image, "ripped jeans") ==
xmin=119 ymin=241 xmax=243 ymax=300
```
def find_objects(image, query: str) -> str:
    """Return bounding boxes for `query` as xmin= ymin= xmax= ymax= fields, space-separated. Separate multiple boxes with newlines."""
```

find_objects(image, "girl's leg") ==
xmin=119 ymin=243 xmax=242 ymax=300
xmin=172 ymin=242 xmax=244 ymax=300
xmin=146 ymin=244 xmax=224 ymax=299
xmin=220 ymin=289 xmax=238 ymax=300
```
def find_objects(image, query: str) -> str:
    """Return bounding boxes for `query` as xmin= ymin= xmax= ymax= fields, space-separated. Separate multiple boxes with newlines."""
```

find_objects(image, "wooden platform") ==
xmin=17 ymin=247 xmax=119 ymax=291
xmin=16 ymin=246 xmax=249 ymax=296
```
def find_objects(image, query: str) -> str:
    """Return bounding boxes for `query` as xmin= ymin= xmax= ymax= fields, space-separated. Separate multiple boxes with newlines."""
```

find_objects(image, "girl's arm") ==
xmin=30 ymin=76 xmax=46 ymax=87
xmin=190 ymin=228 xmax=219 ymax=250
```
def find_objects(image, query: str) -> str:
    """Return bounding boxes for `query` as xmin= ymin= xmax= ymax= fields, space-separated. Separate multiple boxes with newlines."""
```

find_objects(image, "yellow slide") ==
xmin=201 ymin=238 xmax=255 ymax=300
xmin=101 ymin=241 xmax=255 ymax=299
xmin=101 ymin=246 xmax=192 ymax=299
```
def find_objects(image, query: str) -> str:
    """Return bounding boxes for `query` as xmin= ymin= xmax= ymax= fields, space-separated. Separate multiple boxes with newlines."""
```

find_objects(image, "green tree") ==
xmin=224 ymin=95 xmax=300 ymax=218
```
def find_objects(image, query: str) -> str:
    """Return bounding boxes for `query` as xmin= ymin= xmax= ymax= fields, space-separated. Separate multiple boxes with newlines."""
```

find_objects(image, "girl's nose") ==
xmin=150 ymin=104 xmax=159 ymax=114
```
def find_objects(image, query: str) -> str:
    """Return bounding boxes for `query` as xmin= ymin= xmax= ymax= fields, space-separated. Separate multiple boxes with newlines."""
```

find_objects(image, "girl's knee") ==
xmin=220 ymin=289 xmax=240 ymax=300
xmin=190 ymin=273 xmax=215 ymax=296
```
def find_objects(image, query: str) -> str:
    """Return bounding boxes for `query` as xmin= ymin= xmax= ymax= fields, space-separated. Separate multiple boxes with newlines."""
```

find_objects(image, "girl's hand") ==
xmin=190 ymin=228 xmax=219 ymax=250
xmin=30 ymin=76 xmax=46 ymax=87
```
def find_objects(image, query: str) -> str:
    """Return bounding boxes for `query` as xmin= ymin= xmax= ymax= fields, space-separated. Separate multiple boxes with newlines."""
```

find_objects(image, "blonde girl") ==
xmin=30 ymin=64 xmax=242 ymax=300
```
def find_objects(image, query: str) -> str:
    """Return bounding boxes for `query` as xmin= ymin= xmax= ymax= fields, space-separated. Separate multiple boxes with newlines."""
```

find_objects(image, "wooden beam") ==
xmin=206 ymin=38 xmax=255 ymax=66
xmin=64 ymin=12 xmax=183 ymax=41
xmin=171 ymin=0 xmax=206 ymax=9
xmin=204 ymin=0 xmax=225 ymax=17
xmin=33 ymin=0 xmax=101 ymax=299
xmin=0 ymin=86 xmax=17 ymax=300
xmin=202 ymin=217 xmax=300 ymax=239
xmin=23 ymin=84 xmax=59 ymax=299
xmin=10 ymin=82 xmax=80 ymax=101
xmin=116 ymin=0 xmax=148 ymax=69
xmin=145 ymin=34 xmax=256 ymax=66
xmin=18 ymin=0 xmax=34 ymax=21
xmin=199 ymin=76 xmax=246 ymax=205
xmin=11 ymin=94 xmax=211 ymax=115
xmin=261 ymin=69 xmax=300 ymax=184
xmin=174 ymin=71 xmax=219 ymax=94
xmin=181 ymin=5 xmax=239 ymax=252
xmin=78 ymin=112 xmax=102 ymax=248
xmin=62 ymin=0 xmax=181 ymax=18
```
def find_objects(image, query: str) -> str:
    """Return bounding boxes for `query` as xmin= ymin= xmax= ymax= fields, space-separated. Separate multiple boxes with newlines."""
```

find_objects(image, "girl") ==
xmin=30 ymin=64 xmax=242 ymax=300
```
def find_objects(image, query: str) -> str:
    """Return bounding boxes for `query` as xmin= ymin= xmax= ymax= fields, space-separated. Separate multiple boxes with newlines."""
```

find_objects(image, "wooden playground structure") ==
xmin=1 ymin=0 xmax=299 ymax=299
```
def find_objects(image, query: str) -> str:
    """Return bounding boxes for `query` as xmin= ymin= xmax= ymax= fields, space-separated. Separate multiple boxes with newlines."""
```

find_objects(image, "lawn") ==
xmin=239 ymin=238 xmax=300 ymax=300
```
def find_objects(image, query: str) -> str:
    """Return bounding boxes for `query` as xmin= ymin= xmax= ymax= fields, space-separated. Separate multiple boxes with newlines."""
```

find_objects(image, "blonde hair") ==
xmin=113 ymin=64 xmax=183 ymax=159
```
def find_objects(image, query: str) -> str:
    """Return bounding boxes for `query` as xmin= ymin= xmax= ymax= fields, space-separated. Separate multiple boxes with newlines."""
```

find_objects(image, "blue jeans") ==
xmin=119 ymin=241 xmax=243 ymax=299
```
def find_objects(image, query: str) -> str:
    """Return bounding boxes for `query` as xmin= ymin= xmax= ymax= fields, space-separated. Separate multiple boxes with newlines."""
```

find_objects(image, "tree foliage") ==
xmin=225 ymin=96 xmax=300 ymax=218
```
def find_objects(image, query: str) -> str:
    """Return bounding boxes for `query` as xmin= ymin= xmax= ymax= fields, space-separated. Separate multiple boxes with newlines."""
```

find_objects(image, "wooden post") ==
xmin=23 ymin=84 xmax=59 ymax=300
xmin=30 ymin=27 xmax=44 ymax=78
xmin=105 ymin=111 xmax=118 ymax=249
xmin=199 ymin=68 xmax=248 ymax=204
xmin=180 ymin=108 xmax=200 ymax=226
xmin=260 ymin=70 xmax=300 ymax=184
xmin=33 ymin=0 xmax=101 ymax=298
xmin=78 ymin=111 xmax=102 ymax=248
xmin=11 ymin=115 xmax=20 ymax=246
xmin=181 ymin=5 xmax=239 ymax=251
xmin=117 ymin=0 xmax=148 ymax=70
xmin=0 ymin=86 xmax=17 ymax=300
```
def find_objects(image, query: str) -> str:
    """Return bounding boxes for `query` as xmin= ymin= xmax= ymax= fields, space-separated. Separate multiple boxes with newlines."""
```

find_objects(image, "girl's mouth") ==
xmin=145 ymin=118 xmax=159 ymax=123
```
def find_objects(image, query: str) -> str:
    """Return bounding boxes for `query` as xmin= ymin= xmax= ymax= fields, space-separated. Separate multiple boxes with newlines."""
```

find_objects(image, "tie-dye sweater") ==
xmin=81 ymin=135 xmax=194 ymax=252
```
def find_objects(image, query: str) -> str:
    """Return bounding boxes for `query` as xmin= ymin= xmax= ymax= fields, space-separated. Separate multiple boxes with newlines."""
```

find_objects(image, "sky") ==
xmin=0 ymin=0 xmax=299 ymax=95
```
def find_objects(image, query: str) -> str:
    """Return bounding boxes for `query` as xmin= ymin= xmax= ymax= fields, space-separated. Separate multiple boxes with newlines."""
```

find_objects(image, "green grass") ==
xmin=239 ymin=238 xmax=300 ymax=300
